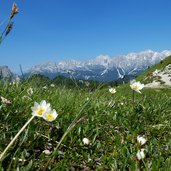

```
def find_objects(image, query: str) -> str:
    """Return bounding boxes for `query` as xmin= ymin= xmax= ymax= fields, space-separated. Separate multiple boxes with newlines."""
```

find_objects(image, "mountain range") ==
xmin=0 ymin=66 xmax=18 ymax=82
xmin=26 ymin=50 xmax=171 ymax=82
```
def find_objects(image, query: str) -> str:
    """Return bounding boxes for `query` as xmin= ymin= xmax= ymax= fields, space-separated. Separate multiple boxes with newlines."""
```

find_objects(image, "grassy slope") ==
xmin=0 ymin=68 xmax=171 ymax=170
xmin=136 ymin=55 xmax=171 ymax=84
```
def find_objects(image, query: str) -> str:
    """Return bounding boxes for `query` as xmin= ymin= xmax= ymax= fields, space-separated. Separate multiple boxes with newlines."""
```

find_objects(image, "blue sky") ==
xmin=0 ymin=0 xmax=171 ymax=73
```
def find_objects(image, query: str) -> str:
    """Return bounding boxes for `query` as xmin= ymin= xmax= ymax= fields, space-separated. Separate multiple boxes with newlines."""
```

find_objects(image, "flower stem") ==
xmin=142 ymin=159 xmax=148 ymax=171
xmin=0 ymin=115 xmax=35 ymax=161
xmin=132 ymin=90 xmax=135 ymax=110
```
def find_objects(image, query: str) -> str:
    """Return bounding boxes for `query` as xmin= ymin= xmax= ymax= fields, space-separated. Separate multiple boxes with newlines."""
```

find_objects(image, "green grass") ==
xmin=0 ymin=78 xmax=171 ymax=170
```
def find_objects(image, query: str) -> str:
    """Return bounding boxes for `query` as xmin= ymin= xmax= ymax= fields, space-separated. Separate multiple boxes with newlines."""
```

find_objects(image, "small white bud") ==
xmin=137 ymin=135 xmax=147 ymax=146
xmin=83 ymin=138 xmax=90 ymax=145
xmin=136 ymin=149 xmax=145 ymax=160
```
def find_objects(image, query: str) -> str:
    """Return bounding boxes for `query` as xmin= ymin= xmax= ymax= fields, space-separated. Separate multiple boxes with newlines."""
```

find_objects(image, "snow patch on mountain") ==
xmin=26 ymin=50 xmax=171 ymax=82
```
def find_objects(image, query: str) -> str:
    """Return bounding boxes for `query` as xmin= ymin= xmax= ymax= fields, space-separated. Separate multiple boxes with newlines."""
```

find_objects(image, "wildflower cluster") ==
xmin=136 ymin=135 xmax=147 ymax=160
xmin=1 ymin=96 xmax=11 ymax=104
xmin=31 ymin=100 xmax=58 ymax=122
xmin=109 ymin=88 xmax=116 ymax=94
xmin=0 ymin=100 xmax=58 ymax=161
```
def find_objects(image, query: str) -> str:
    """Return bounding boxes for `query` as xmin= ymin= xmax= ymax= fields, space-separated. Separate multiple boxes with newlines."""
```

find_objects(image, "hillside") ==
xmin=136 ymin=56 xmax=171 ymax=88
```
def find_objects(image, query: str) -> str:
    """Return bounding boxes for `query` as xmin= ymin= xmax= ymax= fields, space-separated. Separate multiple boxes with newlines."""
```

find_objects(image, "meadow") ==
xmin=1 ymin=2 xmax=171 ymax=170
xmin=0 ymin=76 xmax=171 ymax=171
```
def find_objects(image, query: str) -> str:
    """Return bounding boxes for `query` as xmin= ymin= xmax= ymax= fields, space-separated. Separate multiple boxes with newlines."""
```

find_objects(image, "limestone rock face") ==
xmin=0 ymin=66 xmax=19 ymax=82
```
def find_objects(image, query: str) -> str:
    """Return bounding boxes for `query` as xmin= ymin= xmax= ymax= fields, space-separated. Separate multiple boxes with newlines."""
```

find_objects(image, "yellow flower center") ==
xmin=47 ymin=113 xmax=54 ymax=120
xmin=134 ymin=85 xmax=139 ymax=91
xmin=37 ymin=108 xmax=44 ymax=115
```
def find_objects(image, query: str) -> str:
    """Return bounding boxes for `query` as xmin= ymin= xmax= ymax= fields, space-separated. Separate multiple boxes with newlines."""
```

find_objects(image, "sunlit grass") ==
xmin=0 ymin=78 xmax=171 ymax=170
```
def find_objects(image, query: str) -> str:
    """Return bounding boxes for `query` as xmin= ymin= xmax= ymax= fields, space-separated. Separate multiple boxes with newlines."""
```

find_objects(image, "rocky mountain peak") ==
xmin=26 ymin=50 xmax=171 ymax=82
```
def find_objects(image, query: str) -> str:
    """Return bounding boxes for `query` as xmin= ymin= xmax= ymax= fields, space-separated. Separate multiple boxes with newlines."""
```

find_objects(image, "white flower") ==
xmin=50 ymin=84 xmax=55 ymax=87
xmin=43 ymin=109 xmax=58 ymax=122
xmin=43 ymin=149 xmax=52 ymax=155
xmin=18 ymin=158 xmax=26 ymax=162
xmin=31 ymin=100 xmax=58 ymax=122
xmin=31 ymin=100 xmax=51 ymax=117
xmin=13 ymin=157 xmax=26 ymax=162
xmin=83 ymin=138 xmax=90 ymax=145
xmin=27 ymin=87 xmax=33 ymax=96
xmin=86 ymin=97 xmax=90 ymax=101
xmin=130 ymin=81 xmax=144 ymax=93
xmin=1 ymin=96 xmax=11 ymax=104
xmin=109 ymin=88 xmax=116 ymax=94
xmin=137 ymin=135 xmax=147 ymax=146
xmin=136 ymin=149 xmax=145 ymax=160
xmin=43 ymin=86 xmax=47 ymax=89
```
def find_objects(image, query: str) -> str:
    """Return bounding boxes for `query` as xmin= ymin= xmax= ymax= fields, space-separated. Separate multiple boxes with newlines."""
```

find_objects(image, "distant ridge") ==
xmin=26 ymin=50 xmax=171 ymax=82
